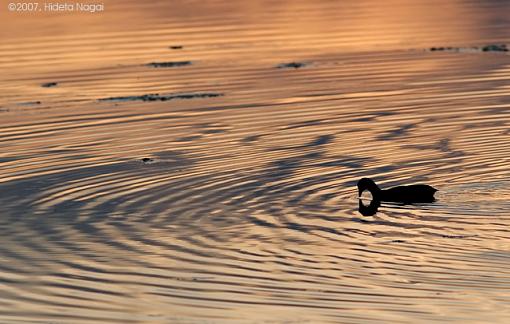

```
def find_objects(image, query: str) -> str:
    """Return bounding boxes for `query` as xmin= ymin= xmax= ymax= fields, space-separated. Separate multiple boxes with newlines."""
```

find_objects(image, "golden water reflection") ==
xmin=1 ymin=0 xmax=510 ymax=323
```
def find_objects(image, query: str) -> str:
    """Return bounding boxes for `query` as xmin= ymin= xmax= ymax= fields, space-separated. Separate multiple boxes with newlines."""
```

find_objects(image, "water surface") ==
xmin=1 ymin=0 xmax=510 ymax=323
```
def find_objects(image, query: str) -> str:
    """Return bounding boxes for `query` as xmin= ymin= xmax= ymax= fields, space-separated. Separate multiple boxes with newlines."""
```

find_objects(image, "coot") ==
xmin=357 ymin=177 xmax=437 ymax=203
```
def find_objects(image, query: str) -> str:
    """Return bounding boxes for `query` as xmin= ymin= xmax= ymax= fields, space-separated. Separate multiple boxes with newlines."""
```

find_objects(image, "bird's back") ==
xmin=381 ymin=184 xmax=437 ymax=203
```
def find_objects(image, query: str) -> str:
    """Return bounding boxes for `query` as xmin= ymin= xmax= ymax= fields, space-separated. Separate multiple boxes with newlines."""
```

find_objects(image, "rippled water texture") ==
xmin=1 ymin=0 xmax=510 ymax=322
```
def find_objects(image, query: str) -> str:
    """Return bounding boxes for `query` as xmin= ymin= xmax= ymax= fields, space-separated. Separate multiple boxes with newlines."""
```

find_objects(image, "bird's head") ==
xmin=357 ymin=177 xmax=380 ymax=197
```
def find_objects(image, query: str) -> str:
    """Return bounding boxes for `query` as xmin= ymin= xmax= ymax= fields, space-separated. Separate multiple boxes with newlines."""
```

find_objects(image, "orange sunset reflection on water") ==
xmin=1 ymin=0 xmax=510 ymax=323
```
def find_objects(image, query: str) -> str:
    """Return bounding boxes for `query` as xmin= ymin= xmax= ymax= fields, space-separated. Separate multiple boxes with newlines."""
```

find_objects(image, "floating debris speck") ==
xmin=141 ymin=157 xmax=155 ymax=164
xmin=147 ymin=61 xmax=191 ymax=67
xmin=99 ymin=92 xmax=223 ymax=102
xmin=429 ymin=44 xmax=508 ymax=53
xmin=41 ymin=82 xmax=58 ymax=88
xmin=277 ymin=62 xmax=307 ymax=69
xmin=482 ymin=44 xmax=508 ymax=52
xmin=17 ymin=101 xmax=42 ymax=106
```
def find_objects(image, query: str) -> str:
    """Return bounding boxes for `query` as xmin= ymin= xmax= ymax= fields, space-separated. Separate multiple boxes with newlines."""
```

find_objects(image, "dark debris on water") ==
xmin=99 ymin=92 xmax=223 ymax=102
xmin=147 ymin=61 xmax=191 ymax=67
xmin=141 ymin=157 xmax=155 ymax=164
xmin=277 ymin=62 xmax=307 ymax=69
xmin=481 ymin=44 xmax=508 ymax=52
xmin=441 ymin=234 xmax=476 ymax=239
xmin=17 ymin=101 xmax=42 ymax=106
xmin=41 ymin=82 xmax=58 ymax=88
xmin=429 ymin=44 xmax=508 ymax=52
xmin=169 ymin=45 xmax=183 ymax=49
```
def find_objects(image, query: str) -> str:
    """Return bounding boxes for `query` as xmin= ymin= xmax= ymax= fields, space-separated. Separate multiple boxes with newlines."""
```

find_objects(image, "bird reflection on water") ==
xmin=358 ymin=198 xmax=381 ymax=216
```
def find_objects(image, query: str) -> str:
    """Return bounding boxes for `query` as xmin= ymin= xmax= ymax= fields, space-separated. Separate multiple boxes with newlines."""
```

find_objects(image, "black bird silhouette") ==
xmin=357 ymin=177 xmax=437 ymax=203
xmin=358 ymin=198 xmax=381 ymax=216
